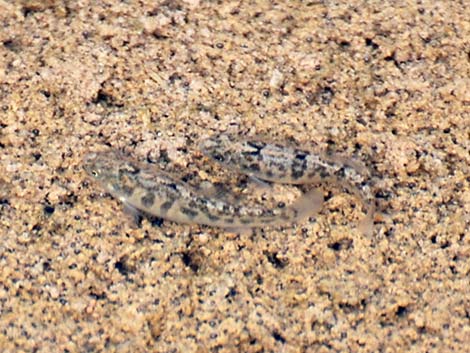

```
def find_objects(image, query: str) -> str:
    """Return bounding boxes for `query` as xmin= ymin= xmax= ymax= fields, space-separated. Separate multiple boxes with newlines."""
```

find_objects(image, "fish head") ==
xmin=83 ymin=151 xmax=123 ymax=182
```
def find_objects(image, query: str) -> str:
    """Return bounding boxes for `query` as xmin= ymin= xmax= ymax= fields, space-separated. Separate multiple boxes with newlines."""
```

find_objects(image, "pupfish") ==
xmin=199 ymin=133 xmax=376 ymax=233
xmin=83 ymin=151 xmax=324 ymax=229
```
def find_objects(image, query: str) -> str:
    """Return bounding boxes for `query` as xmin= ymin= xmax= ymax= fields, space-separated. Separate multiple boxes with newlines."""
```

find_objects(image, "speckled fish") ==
xmin=199 ymin=133 xmax=376 ymax=234
xmin=83 ymin=151 xmax=324 ymax=229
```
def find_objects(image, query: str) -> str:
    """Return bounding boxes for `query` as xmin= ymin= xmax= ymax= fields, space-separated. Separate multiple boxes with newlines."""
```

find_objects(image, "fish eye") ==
xmin=91 ymin=169 xmax=99 ymax=177
xmin=213 ymin=153 xmax=225 ymax=162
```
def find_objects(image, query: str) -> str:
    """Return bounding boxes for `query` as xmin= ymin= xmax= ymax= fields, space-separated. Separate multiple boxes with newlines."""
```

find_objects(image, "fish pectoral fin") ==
xmin=248 ymin=175 xmax=272 ymax=189
xmin=291 ymin=187 xmax=325 ymax=222
xmin=357 ymin=203 xmax=377 ymax=236
xmin=123 ymin=202 xmax=144 ymax=227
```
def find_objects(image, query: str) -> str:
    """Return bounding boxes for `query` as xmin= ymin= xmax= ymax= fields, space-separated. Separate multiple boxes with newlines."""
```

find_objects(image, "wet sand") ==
xmin=1 ymin=1 xmax=469 ymax=352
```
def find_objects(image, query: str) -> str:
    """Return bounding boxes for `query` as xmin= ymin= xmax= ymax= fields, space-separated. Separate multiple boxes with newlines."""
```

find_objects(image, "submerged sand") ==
xmin=1 ymin=1 xmax=469 ymax=352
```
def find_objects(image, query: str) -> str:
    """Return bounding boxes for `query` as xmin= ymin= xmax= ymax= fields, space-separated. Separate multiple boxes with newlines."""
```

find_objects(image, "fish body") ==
xmin=199 ymin=133 xmax=370 ymax=185
xmin=199 ymin=133 xmax=376 ymax=233
xmin=83 ymin=151 xmax=323 ymax=229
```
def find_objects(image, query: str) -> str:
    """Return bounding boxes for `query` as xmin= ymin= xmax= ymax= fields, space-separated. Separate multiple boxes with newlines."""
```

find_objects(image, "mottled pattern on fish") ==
xmin=199 ymin=133 xmax=376 ymax=232
xmin=83 ymin=151 xmax=323 ymax=229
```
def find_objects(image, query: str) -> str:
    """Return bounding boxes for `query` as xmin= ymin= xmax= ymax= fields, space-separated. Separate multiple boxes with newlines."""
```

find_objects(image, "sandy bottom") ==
xmin=1 ymin=1 xmax=469 ymax=352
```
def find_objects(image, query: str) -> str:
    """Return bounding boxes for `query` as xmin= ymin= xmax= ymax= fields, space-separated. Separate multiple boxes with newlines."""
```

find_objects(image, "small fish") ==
xmin=199 ymin=133 xmax=376 ymax=234
xmin=83 ymin=151 xmax=323 ymax=229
